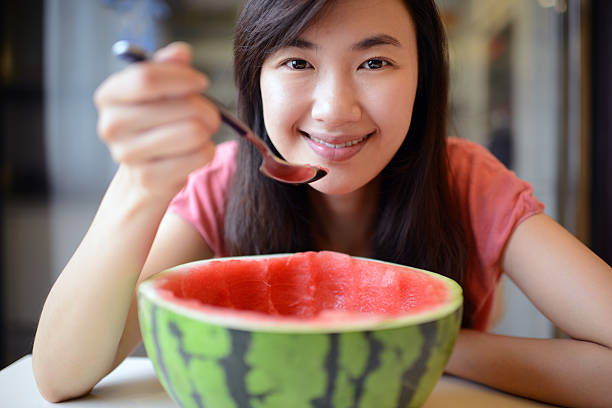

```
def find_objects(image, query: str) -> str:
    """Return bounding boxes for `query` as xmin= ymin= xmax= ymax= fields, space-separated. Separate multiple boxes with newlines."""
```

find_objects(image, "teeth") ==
xmin=308 ymin=133 xmax=370 ymax=148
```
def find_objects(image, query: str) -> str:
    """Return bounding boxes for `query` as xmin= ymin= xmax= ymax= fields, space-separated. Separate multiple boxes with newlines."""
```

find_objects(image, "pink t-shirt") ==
xmin=167 ymin=138 xmax=544 ymax=330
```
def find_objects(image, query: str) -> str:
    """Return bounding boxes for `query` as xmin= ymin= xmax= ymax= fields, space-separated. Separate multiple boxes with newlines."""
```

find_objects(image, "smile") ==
xmin=301 ymin=131 xmax=374 ymax=148
xmin=301 ymin=130 xmax=375 ymax=162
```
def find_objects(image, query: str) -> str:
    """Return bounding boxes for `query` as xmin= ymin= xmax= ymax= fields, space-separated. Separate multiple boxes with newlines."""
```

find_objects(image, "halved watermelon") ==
xmin=138 ymin=251 xmax=462 ymax=408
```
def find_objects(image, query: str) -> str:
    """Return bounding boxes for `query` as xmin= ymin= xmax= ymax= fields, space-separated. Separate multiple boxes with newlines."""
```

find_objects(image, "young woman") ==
xmin=33 ymin=0 xmax=612 ymax=406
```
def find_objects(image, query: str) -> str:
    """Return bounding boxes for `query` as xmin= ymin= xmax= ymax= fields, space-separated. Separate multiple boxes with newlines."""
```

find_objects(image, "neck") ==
xmin=308 ymin=176 xmax=380 ymax=257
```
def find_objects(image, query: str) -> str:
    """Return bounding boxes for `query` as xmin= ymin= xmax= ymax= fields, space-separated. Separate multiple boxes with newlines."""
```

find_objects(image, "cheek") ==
xmin=260 ymin=72 xmax=308 ymax=140
xmin=366 ymin=77 xmax=416 ymax=140
xmin=260 ymin=75 xmax=285 ymax=134
xmin=389 ymin=94 xmax=415 ymax=138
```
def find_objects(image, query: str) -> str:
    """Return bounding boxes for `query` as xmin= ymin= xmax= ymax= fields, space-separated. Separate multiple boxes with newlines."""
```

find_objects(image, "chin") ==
xmin=307 ymin=173 xmax=370 ymax=196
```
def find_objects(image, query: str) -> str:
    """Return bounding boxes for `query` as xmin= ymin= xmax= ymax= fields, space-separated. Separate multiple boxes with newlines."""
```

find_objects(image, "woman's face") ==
xmin=260 ymin=0 xmax=418 ymax=195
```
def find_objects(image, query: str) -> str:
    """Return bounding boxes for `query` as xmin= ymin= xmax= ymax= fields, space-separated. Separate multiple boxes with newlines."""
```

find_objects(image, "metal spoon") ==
xmin=112 ymin=40 xmax=327 ymax=184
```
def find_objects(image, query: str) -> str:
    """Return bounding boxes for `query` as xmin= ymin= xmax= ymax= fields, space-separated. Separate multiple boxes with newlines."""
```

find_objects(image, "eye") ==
xmin=360 ymin=58 xmax=390 ymax=70
xmin=284 ymin=59 xmax=313 ymax=70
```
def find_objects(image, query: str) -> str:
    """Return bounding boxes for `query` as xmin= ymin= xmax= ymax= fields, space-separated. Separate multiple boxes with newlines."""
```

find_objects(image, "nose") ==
xmin=311 ymin=72 xmax=362 ymax=126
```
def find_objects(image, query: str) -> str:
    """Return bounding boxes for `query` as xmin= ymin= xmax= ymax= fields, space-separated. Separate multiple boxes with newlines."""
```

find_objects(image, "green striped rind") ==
xmin=409 ymin=307 xmax=462 ymax=406
xmin=138 ymin=294 xmax=462 ymax=408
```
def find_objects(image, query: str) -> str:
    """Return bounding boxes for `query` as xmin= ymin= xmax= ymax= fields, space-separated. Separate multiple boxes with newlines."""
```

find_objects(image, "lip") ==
xmin=301 ymin=130 xmax=374 ymax=162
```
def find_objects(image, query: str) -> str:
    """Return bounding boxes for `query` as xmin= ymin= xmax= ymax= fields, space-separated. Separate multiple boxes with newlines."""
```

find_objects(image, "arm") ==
xmin=111 ymin=211 xmax=215 ymax=373
xmin=445 ymin=213 xmax=612 ymax=407
xmin=33 ymin=181 xmax=213 ymax=402
xmin=32 ymin=43 xmax=220 ymax=402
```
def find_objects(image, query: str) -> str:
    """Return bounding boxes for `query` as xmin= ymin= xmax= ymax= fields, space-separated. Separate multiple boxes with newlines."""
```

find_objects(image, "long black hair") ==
xmin=225 ymin=0 xmax=474 ymax=326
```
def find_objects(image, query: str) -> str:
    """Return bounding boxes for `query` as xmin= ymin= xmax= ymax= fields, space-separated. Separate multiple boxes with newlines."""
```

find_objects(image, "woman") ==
xmin=33 ymin=0 xmax=612 ymax=406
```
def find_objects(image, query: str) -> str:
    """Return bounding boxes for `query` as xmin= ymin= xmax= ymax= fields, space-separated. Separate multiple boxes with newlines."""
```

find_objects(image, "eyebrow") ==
xmin=287 ymin=34 xmax=402 ymax=51
xmin=352 ymin=34 xmax=402 ymax=50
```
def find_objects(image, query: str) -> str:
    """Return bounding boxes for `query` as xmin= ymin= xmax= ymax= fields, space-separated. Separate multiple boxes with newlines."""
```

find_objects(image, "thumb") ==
xmin=153 ymin=41 xmax=192 ymax=65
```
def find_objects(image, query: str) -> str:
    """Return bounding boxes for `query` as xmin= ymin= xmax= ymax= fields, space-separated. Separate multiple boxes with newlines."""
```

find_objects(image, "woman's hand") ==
xmin=94 ymin=42 xmax=221 ymax=199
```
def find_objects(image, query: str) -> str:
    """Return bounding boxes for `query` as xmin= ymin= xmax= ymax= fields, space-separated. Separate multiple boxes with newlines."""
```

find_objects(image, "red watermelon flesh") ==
xmin=312 ymin=251 xmax=355 ymax=313
xmin=157 ymin=251 xmax=450 ymax=319
xmin=269 ymin=252 xmax=315 ymax=317
xmin=356 ymin=261 xmax=400 ymax=314
xmin=398 ymin=269 xmax=449 ymax=313
xmin=178 ymin=259 xmax=232 ymax=308
xmin=222 ymin=259 xmax=273 ymax=314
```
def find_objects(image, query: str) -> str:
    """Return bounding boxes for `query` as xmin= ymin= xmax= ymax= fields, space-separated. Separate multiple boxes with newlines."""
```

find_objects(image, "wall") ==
xmin=440 ymin=0 xmax=566 ymax=338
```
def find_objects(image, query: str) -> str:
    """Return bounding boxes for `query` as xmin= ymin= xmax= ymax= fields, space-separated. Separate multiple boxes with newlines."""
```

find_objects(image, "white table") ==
xmin=0 ymin=355 xmax=555 ymax=407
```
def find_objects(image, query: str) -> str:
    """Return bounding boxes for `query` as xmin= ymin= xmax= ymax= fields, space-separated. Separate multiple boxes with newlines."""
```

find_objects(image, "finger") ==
xmin=110 ymin=119 xmax=218 ymax=164
xmin=98 ymin=95 xmax=220 ymax=142
xmin=94 ymin=63 xmax=208 ymax=106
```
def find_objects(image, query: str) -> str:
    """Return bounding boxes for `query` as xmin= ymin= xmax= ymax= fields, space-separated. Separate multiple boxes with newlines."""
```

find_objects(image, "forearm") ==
xmin=32 ymin=167 xmax=173 ymax=402
xmin=446 ymin=329 xmax=612 ymax=408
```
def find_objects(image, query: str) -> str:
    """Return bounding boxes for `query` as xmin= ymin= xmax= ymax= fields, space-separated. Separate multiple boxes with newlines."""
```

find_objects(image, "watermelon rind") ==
xmin=138 ymin=253 xmax=462 ymax=408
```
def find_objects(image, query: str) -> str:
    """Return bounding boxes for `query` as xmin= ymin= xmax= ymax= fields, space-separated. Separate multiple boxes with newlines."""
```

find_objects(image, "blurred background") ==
xmin=1 ymin=0 xmax=610 ymax=368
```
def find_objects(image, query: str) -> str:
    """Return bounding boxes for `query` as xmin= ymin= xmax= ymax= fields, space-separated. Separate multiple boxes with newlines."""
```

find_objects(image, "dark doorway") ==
xmin=590 ymin=0 xmax=612 ymax=265
xmin=1 ymin=0 xmax=47 ymax=368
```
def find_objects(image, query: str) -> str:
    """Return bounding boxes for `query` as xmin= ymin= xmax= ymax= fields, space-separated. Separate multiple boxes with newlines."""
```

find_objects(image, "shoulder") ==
xmin=195 ymin=139 xmax=238 ymax=175
xmin=181 ymin=139 xmax=239 ymax=205
xmin=215 ymin=139 xmax=239 ymax=161
xmin=445 ymin=137 xmax=545 ymax=257
xmin=446 ymin=135 xmax=544 ymax=216
xmin=165 ymin=140 xmax=239 ymax=256
xmin=447 ymin=136 xmax=507 ymax=177
xmin=180 ymin=140 xmax=239 ymax=190
xmin=446 ymin=137 xmax=537 ymax=205
xmin=446 ymin=136 xmax=544 ymax=262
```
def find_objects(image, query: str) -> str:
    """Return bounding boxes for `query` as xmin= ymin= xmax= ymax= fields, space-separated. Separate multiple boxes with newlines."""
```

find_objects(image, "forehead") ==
xmin=300 ymin=0 xmax=415 ymax=45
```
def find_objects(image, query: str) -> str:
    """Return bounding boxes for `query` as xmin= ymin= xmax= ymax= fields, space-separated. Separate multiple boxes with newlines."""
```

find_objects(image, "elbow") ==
xmin=37 ymin=386 xmax=78 ymax=404
xmin=34 ymin=374 xmax=74 ymax=403
xmin=32 ymin=352 xmax=92 ymax=403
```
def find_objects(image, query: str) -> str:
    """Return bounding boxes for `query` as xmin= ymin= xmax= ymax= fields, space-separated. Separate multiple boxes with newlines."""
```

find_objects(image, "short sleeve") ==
xmin=166 ymin=141 xmax=238 ymax=257
xmin=448 ymin=137 xmax=545 ymax=329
